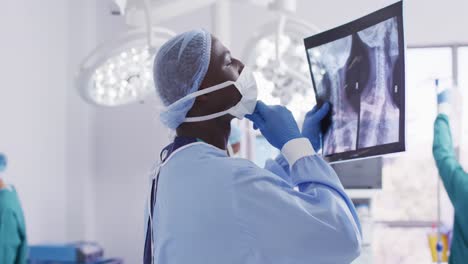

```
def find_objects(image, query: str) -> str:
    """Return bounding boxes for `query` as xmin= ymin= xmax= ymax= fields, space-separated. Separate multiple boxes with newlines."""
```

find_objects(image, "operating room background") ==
xmin=1 ymin=0 xmax=468 ymax=263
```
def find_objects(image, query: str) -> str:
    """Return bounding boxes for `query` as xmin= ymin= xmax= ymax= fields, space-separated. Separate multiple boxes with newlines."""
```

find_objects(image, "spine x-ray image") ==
xmin=305 ymin=1 xmax=405 ymax=162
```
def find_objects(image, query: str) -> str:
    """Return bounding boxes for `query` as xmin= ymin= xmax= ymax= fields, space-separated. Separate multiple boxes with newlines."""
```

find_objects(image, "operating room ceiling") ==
xmin=120 ymin=0 xmax=288 ymax=22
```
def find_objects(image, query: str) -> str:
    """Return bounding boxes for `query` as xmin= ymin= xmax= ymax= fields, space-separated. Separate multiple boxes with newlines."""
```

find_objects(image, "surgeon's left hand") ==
xmin=302 ymin=103 xmax=330 ymax=152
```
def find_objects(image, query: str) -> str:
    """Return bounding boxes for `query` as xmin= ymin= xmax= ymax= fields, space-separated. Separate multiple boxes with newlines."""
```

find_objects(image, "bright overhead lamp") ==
xmin=243 ymin=13 xmax=320 ymax=121
xmin=77 ymin=0 xmax=175 ymax=107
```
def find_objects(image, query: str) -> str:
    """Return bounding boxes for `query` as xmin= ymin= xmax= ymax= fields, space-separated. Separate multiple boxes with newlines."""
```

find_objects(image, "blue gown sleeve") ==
xmin=0 ymin=209 xmax=21 ymax=264
xmin=264 ymin=154 xmax=291 ymax=184
xmin=233 ymin=154 xmax=362 ymax=263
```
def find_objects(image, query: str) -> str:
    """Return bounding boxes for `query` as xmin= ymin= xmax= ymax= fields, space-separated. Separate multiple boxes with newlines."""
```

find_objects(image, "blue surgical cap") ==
xmin=0 ymin=153 xmax=7 ymax=172
xmin=154 ymin=29 xmax=212 ymax=129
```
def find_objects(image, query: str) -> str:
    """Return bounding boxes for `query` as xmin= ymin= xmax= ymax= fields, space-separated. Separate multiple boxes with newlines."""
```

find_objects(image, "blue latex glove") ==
xmin=435 ymin=79 xmax=451 ymax=115
xmin=0 ymin=153 xmax=6 ymax=172
xmin=246 ymin=101 xmax=302 ymax=150
xmin=302 ymin=103 xmax=330 ymax=152
xmin=437 ymin=90 xmax=450 ymax=104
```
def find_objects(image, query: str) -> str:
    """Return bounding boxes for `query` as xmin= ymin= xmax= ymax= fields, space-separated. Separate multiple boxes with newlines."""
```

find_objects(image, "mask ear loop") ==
xmin=184 ymin=82 xmax=246 ymax=122
xmin=164 ymin=80 xmax=236 ymax=111
xmin=184 ymin=109 xmax=232 ymax=122
xmin=182 ymin=80 xmax=240 ymax=122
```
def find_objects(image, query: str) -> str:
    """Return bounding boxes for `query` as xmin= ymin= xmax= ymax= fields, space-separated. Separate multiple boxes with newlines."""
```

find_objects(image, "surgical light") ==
xmin=244 ymin=15 xmax=320 ymax=120
xmin=77 ymin=0 xmax=175 ymax=106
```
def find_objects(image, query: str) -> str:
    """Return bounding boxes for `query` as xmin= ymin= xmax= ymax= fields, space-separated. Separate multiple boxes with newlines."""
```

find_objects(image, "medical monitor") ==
xmin=304 ymin=1 xmax=405 ymax=163
xmin=332 ymin=157 xmax=382 ymax=189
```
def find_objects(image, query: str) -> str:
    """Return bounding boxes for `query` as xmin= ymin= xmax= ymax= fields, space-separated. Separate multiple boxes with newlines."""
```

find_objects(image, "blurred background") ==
xmin=1 ymin=0 xmax=468 ymax=263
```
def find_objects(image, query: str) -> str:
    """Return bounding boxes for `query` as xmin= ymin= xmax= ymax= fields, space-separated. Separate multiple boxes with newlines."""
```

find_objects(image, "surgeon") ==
xmin=433 ymin=84 xmax=468 ymax=263
xmin=143 ymin=29 xmax=361 ymax=264
xmin=0 ymin=153 xmax=27 ymax=264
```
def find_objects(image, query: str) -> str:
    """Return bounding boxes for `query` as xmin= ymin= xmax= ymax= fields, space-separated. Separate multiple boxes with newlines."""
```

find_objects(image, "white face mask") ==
xmin=165 ymin=67 xmax=258 ymax=123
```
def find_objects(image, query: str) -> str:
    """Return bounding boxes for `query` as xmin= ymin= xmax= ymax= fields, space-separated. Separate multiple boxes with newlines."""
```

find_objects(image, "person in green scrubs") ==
xmin=432 ymin=88 xmax=468 ymax=263
xmin=0 ymin=153 xmax=27 ymax=264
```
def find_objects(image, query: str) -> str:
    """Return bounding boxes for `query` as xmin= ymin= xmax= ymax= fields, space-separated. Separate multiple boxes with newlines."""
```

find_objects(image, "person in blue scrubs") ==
xmin=145 ymin=29 xmax=361 ymax=264
xmin=0 ymin=153 xmax=27 ymax=264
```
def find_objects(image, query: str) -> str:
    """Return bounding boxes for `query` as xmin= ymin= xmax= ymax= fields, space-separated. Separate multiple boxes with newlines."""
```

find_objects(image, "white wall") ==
xmin=90 ymin=0 xmax=468 ymax=263
xmin=0 ymin=0 xmax=70 ymax=243
xmin=0 ymin=0 xmax=97 ymax=246
xmin=66 ymin=0 xmax=98 ymax=242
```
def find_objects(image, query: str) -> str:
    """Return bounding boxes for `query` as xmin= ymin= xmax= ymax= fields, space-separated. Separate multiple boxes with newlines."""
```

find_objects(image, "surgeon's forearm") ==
xmin=281 ymin=138 xmax=340 ymax=191
xmin=265 ymin=153 xmax=289 ymax=177
xmin=281 ymin=138 xmax=362 ymax=234
xmin=263 ymin=141 xmax=308 ymax=184
xmin=280 ymin=138 xmax=316 ymax=168
xmin=264 ymin=154 xmax=291 ymax=184
xmin=286 ymin=144 xmax=362 ymax=260
xmin=293 ymin=155 xmax=360 ymax=226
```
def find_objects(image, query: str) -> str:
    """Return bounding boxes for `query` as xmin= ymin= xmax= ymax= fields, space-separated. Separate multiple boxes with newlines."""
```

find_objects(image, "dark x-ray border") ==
xmin=304 ymin=1 xmax=406 ymax=163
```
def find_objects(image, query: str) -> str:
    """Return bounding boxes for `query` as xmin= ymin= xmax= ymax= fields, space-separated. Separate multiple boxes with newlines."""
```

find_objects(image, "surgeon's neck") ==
xmin=176 ymin=119 xmax=231 ymax=150
xmin=0 ymin=178 xmax=5 ymax=189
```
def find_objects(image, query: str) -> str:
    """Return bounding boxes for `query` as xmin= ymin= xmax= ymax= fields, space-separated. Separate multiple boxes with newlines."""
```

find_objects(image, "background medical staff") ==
xmin=0 ymin=153 xmax=27 ymax=264
xmin=433 ymin=87 xmax=468 ymax=263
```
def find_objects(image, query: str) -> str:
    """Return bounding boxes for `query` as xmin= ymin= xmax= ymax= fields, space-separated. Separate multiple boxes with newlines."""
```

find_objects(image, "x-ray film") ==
xmin=304 ymin=2 xmax=405 ymax=162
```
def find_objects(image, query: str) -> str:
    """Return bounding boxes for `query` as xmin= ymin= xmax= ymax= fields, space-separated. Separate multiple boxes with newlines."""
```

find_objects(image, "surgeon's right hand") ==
xmin=246 ymin=101 xmax=302 ymax=150
xmin=302 ymin=103 xmax=330 ymax=152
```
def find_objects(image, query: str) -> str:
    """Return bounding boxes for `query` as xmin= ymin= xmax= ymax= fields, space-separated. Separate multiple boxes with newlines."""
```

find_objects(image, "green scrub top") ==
xmin=433 ymin=114 xmax=468 ymax=263
xmin=0 ymin=185 xmax=27 ymax=264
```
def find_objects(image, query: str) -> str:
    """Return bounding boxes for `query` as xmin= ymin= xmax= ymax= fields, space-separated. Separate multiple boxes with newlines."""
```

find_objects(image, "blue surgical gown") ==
xmin=149 ymin=142 xmax=361 ymax=264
